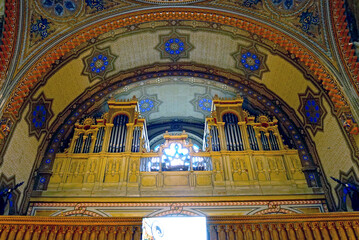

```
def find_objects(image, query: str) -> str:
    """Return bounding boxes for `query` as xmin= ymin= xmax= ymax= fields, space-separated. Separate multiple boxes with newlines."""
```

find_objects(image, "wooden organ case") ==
xmin=44 ymin=95 xmax=316 ymax=197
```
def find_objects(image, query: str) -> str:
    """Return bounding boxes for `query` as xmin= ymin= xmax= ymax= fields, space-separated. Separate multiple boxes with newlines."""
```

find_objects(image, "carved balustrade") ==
xmin=0 ymin=213 xmax=359 ymax=240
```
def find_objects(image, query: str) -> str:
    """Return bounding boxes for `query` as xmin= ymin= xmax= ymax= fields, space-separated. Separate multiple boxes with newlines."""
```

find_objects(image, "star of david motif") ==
xmin=232 ymin=45 xmax=268 ymax=79
xmin=26 ymin=93 xmax=54 ymax=139
xmin=82 ymin=47 xmax=117 ymax=82
xmin=298 ymin=88 xmax=327 ymax=135
xmin=156 ymin=32 xmax=193 ymax=62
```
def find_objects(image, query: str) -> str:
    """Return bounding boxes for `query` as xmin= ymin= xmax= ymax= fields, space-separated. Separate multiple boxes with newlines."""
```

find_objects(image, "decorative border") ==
xmin=28 ymin=199 xmax=327 ymax=217
xmin=331 ymin=0 xmax=359 ymax=95
xmin=4 ymin=9 xmax=347 ymax=118
xmin=0 ymin=0 xmax=19 ymax=87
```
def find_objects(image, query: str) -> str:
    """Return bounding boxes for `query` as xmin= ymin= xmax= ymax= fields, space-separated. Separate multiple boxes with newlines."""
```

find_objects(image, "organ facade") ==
xmin=30 ymin=96 xmax=326 ymax=217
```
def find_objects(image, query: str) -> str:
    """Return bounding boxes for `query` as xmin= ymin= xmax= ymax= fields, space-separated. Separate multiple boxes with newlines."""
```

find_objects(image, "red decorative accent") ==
xmin=0 ymin=0 xmax=19 ymax=87
xmin=331 ymin=0 xmax=359 ymax=96
xmin=261 ymin=123 xmax=268 ymax=127
xmin=84 ymin=125 xmax=90 ymax=130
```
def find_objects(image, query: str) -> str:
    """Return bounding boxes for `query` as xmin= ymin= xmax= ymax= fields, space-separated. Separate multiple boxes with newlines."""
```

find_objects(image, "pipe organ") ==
xmin=204 ymin=95 xmax=283 ymax=152
xmin=44 ymin=96 xmax=317 ymax=199
xmin=68 ymin=97 xmax=149 ymax=155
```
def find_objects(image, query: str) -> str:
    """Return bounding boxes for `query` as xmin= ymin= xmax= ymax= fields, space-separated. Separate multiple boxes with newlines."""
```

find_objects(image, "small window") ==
xmin=162 ymin=143 xmax=190 ymax=171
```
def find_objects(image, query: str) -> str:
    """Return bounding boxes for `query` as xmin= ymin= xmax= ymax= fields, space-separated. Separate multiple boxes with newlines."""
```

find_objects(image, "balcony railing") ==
xmin=0 ymin=212 xmax=358 ymax=239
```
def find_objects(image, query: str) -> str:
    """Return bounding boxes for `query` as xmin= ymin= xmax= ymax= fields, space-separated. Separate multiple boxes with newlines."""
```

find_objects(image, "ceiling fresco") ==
xmin=0 ymin=0 xmax=357 ymax=214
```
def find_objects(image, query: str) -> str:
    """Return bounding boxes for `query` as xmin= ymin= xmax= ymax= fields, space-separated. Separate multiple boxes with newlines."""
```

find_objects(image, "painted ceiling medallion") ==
xmin=298 ymin=88 xmax=327 ymax=135
xmin=156 ymin=31 xmax=193 ymax=62
xmin=232 ymin=45 xmax=268 ymax=79
xmin=26 ymin=93 xmax=54 ymax=140
xmin=191 ymin=93 xmax=213 ymax=116
xmin=138 ymin=95 xmax=162 ymax=118
xmin=82 ymin=47 xmax=116 ymax=82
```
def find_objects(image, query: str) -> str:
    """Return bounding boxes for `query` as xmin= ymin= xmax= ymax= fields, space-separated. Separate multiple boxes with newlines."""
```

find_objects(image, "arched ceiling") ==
xmin=97 ymin=76 xmax=238 ymax=147
xmin=0 ymin=0 xmax=358 ymax=213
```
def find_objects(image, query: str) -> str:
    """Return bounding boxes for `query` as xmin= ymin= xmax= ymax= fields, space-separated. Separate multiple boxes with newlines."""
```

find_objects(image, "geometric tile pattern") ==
xmin=82 ymin=47 xmax=117 ymax=82
xmin=298 ymin=88 xmax=327 ymax=135
xmin=232 ymin=44 xmax=268 ymax=79
xmin=25 ymin=93 xmax=54 ymax=140
xmin=156 ymin=31 xmax=193 ymax=62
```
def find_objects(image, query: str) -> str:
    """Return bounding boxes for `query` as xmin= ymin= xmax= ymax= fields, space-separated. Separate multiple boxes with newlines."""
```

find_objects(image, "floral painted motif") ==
xmin=85 ymin=0 xmax=105 ymax=11
xmin=242 ymin=0 xmax=261 ymax=8
xmin=271 ymin=0 xmax=304 ymax=10
xmin=41 ymin=0 xmax=77 ymax=17
xmin=30 ymin=17 xmax=51 ymax=39
xmin=299 ymin=10 xmax=319 ymax=34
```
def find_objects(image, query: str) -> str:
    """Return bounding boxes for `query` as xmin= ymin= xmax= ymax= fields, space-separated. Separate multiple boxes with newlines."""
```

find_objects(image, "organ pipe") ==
xmin=247 ymin=125 xmax=259 ymax=150
xmin=114 ymin=116 xmax=121 ymax=152
xmin=108 ymin=123 xmax=116 ymax=152
xmin=82 ymin=133 xmax=92 ymax=153
xmin=74 ymin=134 xmax=84 ymax=153
xmin=260 ymin=131 xmax=270 ymax=151
xmin=93 ymin=127 xmax=104 ymax=153
xmin=269 ymin=131 xmax=279 ymax=150
xmin=224 ymin=113 xmax=243 ymax=151
xmin=132 ymin=127 xmax=141 ymax=152
xmin=211 ymin=126 xmax=220 ymax=151
xmin=108 ymin=115 xmax=129 ymax=153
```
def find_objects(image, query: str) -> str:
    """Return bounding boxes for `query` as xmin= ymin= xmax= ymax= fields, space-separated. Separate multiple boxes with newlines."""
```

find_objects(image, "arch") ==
xmin=220 ymin=110 xmax=241 ymax=122
xmin=2 ymin=8 xmax=347 ymax=120
xmin=110 ymin=112 xmax=131 ymax=124
xmin=19 ymin=65 xmax=339 ymax=214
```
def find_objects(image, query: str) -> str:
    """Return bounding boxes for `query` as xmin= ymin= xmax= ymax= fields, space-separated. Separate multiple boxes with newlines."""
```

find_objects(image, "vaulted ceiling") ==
xmin=0 ymin=0 xmax=359 ymax=213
